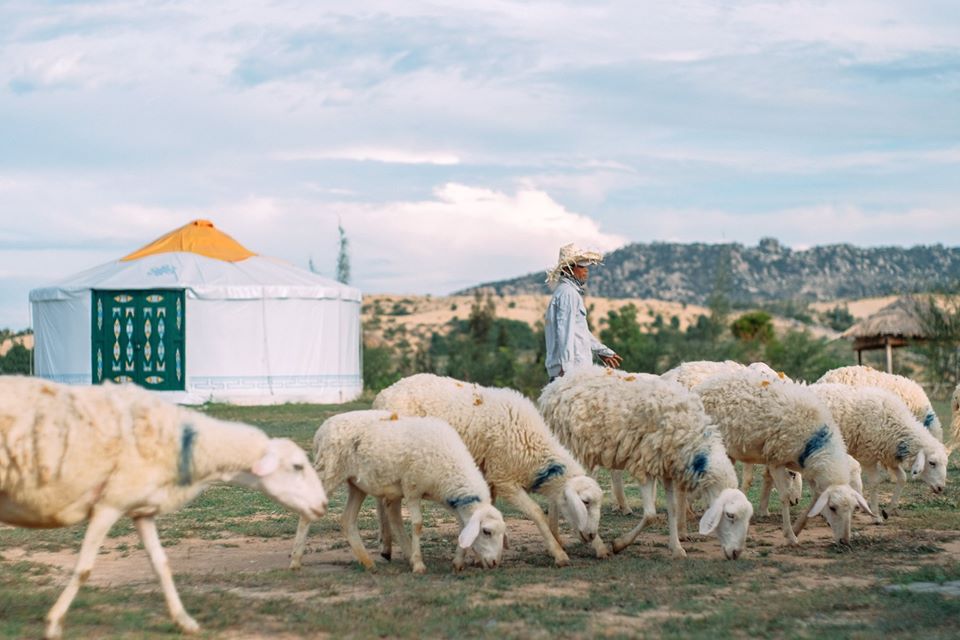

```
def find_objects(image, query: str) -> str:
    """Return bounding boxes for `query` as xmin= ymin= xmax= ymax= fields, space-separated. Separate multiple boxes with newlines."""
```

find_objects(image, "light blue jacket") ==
xmin=544 ymin=277 xmax=615 ymax=378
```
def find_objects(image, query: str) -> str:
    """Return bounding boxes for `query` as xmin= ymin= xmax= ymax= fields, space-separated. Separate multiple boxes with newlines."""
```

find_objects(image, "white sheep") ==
xmin=693 ymin=369 xmax=873 ymax=545
xmin=373 ymin=374 xmax=606 ymax=566
xmin=288 ymin=410 xmax=505 ymax=574
xmin=809 ymin=383 xmax=948 ymax=523
xmin=661 ymin=360 xmax=802 ymax=515
xmin=538 ymin=366 xmax=754 ymax=560
xmin=0 ymin=377 xmax=327 ymax=640
xmin=817 ymin=365 xmax=944 ymax=442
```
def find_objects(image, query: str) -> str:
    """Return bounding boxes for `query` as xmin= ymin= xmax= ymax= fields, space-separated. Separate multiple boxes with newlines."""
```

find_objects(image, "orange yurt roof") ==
xmin=121 ymin=219 xmax=256 ymax=262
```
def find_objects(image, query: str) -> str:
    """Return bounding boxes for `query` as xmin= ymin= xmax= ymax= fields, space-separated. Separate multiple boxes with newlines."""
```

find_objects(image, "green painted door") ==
xmin=92 ymin=289 xmax=185 ymax=390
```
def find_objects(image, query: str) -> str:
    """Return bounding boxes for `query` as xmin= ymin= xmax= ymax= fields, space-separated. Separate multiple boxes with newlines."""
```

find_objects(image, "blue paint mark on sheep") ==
xmin=447 ymin=495 xmax=482 ymax=510
xmin=923 ymin=411 xmax=936 ymax=429
xmin=896 ymin=440 xmax=910 ymax=461
xmin=690 ymin=452 xmax=708 ymax=478
xmin=529 ymin=462 xmax=566 ymax=492
xmin=798 ymin=425 xmax=831 ymax=469
xmin=178 ymin=424 xmax=196 ymax=486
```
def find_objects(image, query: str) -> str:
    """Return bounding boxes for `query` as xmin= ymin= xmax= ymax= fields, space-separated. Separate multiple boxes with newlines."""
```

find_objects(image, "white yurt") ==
xmin=29 ymin=219 xmax=362 ymax=405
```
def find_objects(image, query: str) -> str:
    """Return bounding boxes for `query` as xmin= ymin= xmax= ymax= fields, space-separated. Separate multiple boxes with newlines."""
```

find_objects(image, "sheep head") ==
xmin=247 ymin=438 xmax=327 ymax=521
xmin=559 ymin=475 xmax=603 ymax=543
xmin=458 ymin=504 xmax=506 ymax=569
xmin=911 ymin=446 xmax=948 ymax=495
xmin=699 ymin=488 xmax=753 ymax=560
xmin=808 ymin=484 xmax=872 ymax=545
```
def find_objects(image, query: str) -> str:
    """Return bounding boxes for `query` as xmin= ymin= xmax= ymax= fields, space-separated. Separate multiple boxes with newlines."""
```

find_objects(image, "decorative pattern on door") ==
xmin=92 ymin=289 xmax=185 ymax=390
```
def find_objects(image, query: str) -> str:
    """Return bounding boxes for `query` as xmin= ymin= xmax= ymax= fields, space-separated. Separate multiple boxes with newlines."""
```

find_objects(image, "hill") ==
xmin=459 ymin=238 xmax=960 ymax=304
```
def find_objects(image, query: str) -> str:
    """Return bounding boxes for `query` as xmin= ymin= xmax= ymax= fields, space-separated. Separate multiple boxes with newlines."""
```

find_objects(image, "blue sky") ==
xmin=1 ymin=1 xmax=959 ymax=329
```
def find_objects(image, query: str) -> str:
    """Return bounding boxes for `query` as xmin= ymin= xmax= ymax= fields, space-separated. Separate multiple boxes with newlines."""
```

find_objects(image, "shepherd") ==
xmin=544 ymin=243 xmax=622 ymax=382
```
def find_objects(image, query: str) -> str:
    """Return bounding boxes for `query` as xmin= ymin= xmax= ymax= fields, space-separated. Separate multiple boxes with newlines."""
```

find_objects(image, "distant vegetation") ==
xmin=0 ymin=329 xmax=32 ymax=375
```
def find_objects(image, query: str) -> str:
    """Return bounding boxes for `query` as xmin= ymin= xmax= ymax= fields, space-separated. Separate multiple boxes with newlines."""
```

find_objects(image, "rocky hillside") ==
xmin=461 ymin=238 xmax=960 ymax=305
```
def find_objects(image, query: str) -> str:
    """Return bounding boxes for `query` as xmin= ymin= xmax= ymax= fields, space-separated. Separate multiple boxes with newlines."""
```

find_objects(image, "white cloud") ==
xmin=275 ymin=147 xmax=461 ymax=165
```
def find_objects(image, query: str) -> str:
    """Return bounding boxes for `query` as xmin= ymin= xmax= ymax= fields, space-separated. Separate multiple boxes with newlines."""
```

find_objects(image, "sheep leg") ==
xmin=134 ymin=516 xmax=199 ymax=635
xmin=547 ymin=498 xmax=561 ymax=542
xmin=663 ymin=479 xmax=687 ymax=558
xmin=289 ymin=515 xmax=311 ymax=570
xmin=640 ymin=478 xmax=658 ymax=520
xmin=866 ymin=465 xmax=886 ymax=524
xmin=341 ymin=484 xmax=376 ymax=570
xmin=610 ymin=470 xmax=633 ymax=515
xmin=887 ymin=467 xmax=907 ymax=515
xmin=758 ymin=468 xmax=774 ymax=517
xmin=386 ymin=498 xmax=413 ymax=561
xmin=769 ymin=466 xmax=799 ymax=544
xmin=44 ymin=506 xmax=122 ymax=640
xmin=406 ymin=497 xmax=428 ymax=574
xmin=676 ymin=489 xmax=690 ymax=542
xmin=376 ymin=498 xmax=393 ymax=560
xmin=501 ymin=486 xmax=570 ymax=567
xmin=741 ymin=463 xmax=756 ymax=492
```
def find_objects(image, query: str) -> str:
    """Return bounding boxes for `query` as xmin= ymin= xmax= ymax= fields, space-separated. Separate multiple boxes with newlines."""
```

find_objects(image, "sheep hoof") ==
xmin=380 ymin=550 xmax=392 ymax=561
xmin=412 ymin=563 xmax=427 ymax=575
xmin=177 ymin=615 xmax=200 ymax=635
xmin=43 ymin=620 xmax=63 ymax=640
xmin=670 ymin=547 xmax=687 ymax=559
xmin=595 ymin=545 xmax=612 ymax=559
xmin=289 ymin=560 xmax=302 ymax=571
xmin=554 ymin=553 xmax=571 ymax=567
xmin=619 ymin=507 xmax=634 ymax=516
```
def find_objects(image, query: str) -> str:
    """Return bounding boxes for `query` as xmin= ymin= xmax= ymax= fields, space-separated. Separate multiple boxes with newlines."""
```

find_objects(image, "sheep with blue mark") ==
xmin=288 ymin=410 xmax=505 ymax=574
xmin=817 ymin=366 xmax=944 ymax=443
xmin=809 ymin=383 xmax=948 ymax=524
xmin=538 ymin=366 xmax=753 ymax=560
xmin=659 ymin=360 xmax=803 ymax=517
xmin=0 ymin=376 xmax=327 ymax=640
xmin=373 ymin=374 xmax=606 ymax=566
xmin=693 ymin=369 xmax=874 ymax=546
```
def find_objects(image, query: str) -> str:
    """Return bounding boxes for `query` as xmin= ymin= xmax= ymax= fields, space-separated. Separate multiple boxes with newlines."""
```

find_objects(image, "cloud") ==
xmin=275 ymin=147 xmax=461 ymax=165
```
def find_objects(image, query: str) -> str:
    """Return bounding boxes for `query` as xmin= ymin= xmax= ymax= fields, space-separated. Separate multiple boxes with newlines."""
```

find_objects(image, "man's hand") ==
xmin=600 ymin=353 xmax=623 ymax=368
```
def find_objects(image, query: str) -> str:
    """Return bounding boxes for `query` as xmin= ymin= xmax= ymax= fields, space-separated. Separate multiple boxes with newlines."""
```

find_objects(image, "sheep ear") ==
xmin=808 ymin=492 xmax=831 ymax=517
xmin=911 ymin=450 xmax=926 ymax=477
xmin=853 ymin=491 xmax=874 ymax=517
xmin=458 ymin=512 xmax=481 ymax=549
xmin=251 ymin=450 xmax=280 ymax=477
xmin=565 ymin=484 xmax=588 ymax=530
xmin=699 ymin=499 xmax=723 ymax=536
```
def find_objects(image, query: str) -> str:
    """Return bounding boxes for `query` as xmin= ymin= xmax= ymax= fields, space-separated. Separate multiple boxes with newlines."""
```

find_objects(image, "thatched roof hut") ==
xmin=841 ymin=297 xmax=927 ymax=372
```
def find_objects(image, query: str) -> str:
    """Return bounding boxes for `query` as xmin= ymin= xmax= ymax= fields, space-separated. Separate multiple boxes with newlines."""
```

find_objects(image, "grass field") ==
xmin=1 ymin=399 xmax=958 ymax=639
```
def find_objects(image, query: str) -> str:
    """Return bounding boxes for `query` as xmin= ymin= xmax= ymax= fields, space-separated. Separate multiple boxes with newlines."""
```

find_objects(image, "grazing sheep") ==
xmin=288 ymin=410 xmax=505 ymax=574
xmin=693 ymin=369 xmax=873 ymax=545
xmin=374 ymin=374 xmax=606 ymax=566
xmin=661 ymin=360 xmax=801 ymax=515
xmin=817 ymin=366 xmax=943 ymax=442
xmin=0 ymin=377 xmax=327 ymax=640
xmin=809 ymin=383 xmax=948 ymax=523
xmin=754 ymin=455 xmax=861 ymax=517
xmin=538 ymin=367 xmax=754 ymax=560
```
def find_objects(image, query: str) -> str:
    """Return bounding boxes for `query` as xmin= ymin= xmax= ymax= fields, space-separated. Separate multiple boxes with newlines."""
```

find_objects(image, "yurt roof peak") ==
xmin=121 ymin=219 xmax=256 ymax=263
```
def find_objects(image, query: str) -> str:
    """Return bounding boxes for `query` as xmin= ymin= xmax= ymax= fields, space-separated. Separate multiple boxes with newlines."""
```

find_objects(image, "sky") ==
xmin=1 ymin=0 xmax=959 ymax=330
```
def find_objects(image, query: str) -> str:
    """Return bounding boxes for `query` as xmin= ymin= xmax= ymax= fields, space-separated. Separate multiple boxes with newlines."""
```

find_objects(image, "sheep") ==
xmin=817 ymin=366 xmax=944 ymax=443
xmin=661 ymin=360 xmax=802 ymax=515
xmin=288 ymin=410 xmax=505 ymax=574
xmin=0 ymin=376 xmax=327 ymax=640
xmin=538 ymin=366 xmax=754 ymax=560
xmin=693 ymin=369 xmax=873 ymax=545
xmin=373 ymin=374 xmax=606 ymax=566
xmin=753 ymin=455 xmax=861 ymax=517
xmin=809 ymin=383 xmax=948 ymax=523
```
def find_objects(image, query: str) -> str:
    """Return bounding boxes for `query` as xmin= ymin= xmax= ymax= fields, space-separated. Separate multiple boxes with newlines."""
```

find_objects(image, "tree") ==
xmin=912 ymin=292 xmax=960 ymax=393
xmin=0 ymin=343 xmax=32 ymax=375
xmin=731 ymin=311 xmax=774 ymax=343
xmin=764 ymin=330 xmax=853 ymax=383
xmin=336 ymin=219 xmax=351 ymax=285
